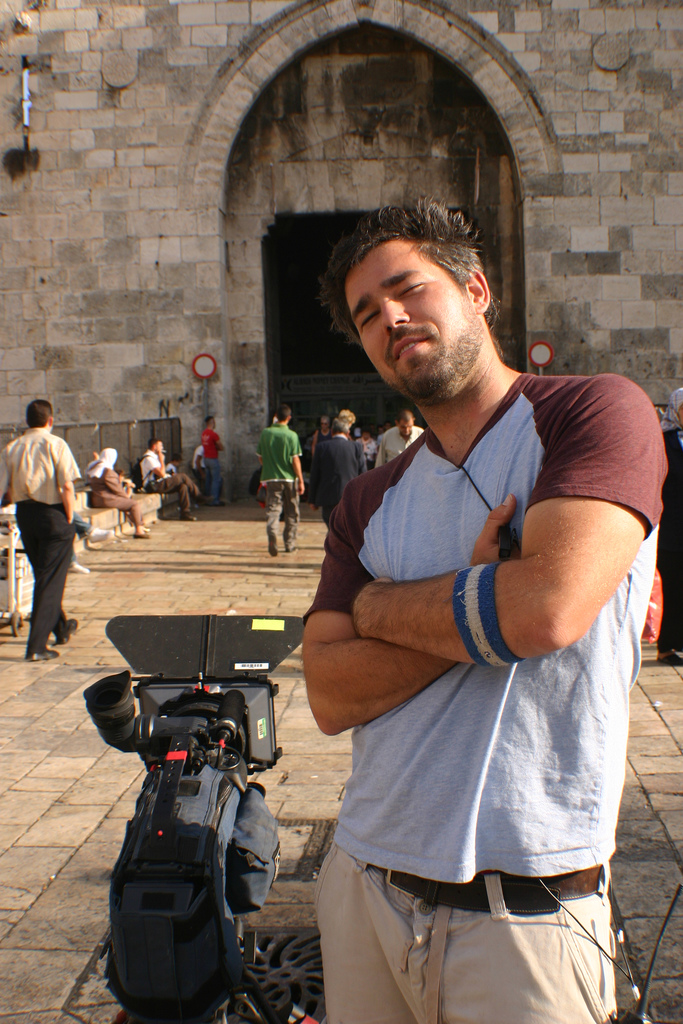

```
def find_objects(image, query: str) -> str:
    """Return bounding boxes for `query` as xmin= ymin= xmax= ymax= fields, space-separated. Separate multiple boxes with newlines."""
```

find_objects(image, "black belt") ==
xmin=374 ymin=865 xmax=603 ymax=915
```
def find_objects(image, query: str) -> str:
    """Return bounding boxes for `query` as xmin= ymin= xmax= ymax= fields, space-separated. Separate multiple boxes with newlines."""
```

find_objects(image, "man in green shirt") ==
xmin=256 ymin=404 xmax=305 ymax=556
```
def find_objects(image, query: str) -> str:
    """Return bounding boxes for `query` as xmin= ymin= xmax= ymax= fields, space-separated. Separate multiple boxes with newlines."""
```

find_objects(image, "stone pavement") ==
xmin=0 ymin=504 xmax=680 ymax=1022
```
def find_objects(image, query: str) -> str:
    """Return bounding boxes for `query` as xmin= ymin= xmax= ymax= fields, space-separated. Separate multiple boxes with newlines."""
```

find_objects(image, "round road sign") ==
xmin=192 ymin=353 xmax=217 ymax=379
xmin=528 ymin=341 xmax=554 ymax=368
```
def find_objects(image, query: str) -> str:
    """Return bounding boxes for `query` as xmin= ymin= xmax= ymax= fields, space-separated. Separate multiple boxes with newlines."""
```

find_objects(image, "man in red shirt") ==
xmin=201 ymin=416 xmax=225 ymax=506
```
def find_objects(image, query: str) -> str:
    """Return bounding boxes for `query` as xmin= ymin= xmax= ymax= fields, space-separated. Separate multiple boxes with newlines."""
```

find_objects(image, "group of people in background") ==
xmin=256 ymin=405 xmax=426 ymax=555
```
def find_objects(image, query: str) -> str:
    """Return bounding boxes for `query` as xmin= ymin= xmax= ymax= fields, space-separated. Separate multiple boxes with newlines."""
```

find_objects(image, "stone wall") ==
xmin=0 ymin=0 xmax=681 ymax=489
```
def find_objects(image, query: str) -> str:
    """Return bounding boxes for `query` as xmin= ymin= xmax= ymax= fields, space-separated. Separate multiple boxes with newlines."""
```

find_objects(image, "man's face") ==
xmin=396 ymin=415 xmax=414 ymax=439
xmin=320 ymin=418 xmax=330 ymax=431
xmin=207 ymin=418 xmax=215 ymax=430
xmin=344 ymin=240 xmax=489 ymax=406
xmin=152 ymin=440 xmax=163 ymax=455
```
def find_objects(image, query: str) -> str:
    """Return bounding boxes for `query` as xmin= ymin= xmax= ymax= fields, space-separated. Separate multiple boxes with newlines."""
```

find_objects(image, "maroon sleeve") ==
xmin=523 ymin=373 xmax=666 ymax=533
xmin=304 ymin=433 xmax=427 ymax=621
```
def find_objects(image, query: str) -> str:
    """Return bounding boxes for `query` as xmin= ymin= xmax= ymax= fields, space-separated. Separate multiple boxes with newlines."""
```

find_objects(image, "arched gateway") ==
xmin=181 ymin=0 xmax=558 ymax=492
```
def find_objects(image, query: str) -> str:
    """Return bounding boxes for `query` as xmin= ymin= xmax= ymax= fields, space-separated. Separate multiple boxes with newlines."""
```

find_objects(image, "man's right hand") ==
xmin=470 ymin=493 xmax=518 ymax=565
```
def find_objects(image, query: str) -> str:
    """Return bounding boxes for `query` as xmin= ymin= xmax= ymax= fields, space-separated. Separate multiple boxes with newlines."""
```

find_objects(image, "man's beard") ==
xmin=380 ymin=321 xmax=485 ymax=406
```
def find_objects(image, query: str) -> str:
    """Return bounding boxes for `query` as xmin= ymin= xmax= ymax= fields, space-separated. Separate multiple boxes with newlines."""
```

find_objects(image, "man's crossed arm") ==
xmin=303 ymin=495 xmax=647 ymax=735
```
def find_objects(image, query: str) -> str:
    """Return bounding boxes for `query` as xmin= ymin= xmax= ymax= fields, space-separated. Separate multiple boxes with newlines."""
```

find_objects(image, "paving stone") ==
xmin=0 ymin=949 xmax=89 ymax=1012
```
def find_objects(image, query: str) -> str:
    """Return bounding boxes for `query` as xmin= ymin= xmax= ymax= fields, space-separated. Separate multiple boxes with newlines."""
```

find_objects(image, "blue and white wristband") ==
xmin=452 ymin=563 xmax=523 ymax=667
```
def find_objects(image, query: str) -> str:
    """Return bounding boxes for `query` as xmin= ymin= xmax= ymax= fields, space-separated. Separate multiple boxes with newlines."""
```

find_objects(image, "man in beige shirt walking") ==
xmin=0 ymin=400 xmax=81 ymax=661
xmin=374 ymin=408 xmax=423 ymax=466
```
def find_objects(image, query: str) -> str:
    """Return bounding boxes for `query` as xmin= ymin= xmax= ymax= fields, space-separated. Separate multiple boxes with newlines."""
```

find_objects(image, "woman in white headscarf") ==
xmin=87 ymin=448 xmax=148 ymax=539
xmin=657 ymin=388 xmax=683 ymax=664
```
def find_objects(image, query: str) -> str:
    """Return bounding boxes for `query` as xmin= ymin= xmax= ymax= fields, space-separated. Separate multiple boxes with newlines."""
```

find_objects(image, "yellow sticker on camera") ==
xmin=251 ymin=618 xmax=285 ymax=631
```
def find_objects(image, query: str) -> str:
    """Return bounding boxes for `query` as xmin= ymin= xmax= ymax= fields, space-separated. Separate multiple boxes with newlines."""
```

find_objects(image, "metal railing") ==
xmin=0 ymin=418 xmax=182 ymax=481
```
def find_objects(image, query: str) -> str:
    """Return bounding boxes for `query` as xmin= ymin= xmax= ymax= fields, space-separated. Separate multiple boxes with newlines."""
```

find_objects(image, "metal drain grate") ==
xmin=229 ymin=929 xmax=324 ymax=1022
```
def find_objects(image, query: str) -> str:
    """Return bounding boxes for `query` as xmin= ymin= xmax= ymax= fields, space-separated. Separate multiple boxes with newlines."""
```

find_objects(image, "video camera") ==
xmin=84 ymin=614 xmax=304 ymax=1024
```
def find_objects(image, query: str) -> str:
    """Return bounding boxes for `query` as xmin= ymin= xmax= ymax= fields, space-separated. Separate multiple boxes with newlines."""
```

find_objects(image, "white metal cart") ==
xmin=0 ymin=509 xmax=33 ymax=636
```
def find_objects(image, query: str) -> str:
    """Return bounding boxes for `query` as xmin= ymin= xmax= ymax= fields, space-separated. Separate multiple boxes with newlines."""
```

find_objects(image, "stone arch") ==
xmin=184 ymin=1 xmax=560 ymax=490
xmin=182 ymin=0 xmax=560 ymax=209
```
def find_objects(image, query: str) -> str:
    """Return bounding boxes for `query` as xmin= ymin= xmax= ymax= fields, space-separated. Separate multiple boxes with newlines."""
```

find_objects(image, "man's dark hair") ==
xmin=275 ymin=404 xmax=292 ymax=422
xmin=331 ymin=418 xmax=349 ymax=435
xmin=320 ymin=198 xmax=496 ymax=344
xmin=148 ymin=437 xmax=160 ymax=449
xmin=397 ymin=408 xmax=415 ymax=422
xmin=204 ymin=416 xmax=214 ymax=425
xmin=26 ymin=400 xmax=52 ymax=428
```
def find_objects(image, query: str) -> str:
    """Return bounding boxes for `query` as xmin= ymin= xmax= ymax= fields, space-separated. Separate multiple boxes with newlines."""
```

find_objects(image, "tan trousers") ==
xmin=316 ymin=844 xmax=617 ymax=1024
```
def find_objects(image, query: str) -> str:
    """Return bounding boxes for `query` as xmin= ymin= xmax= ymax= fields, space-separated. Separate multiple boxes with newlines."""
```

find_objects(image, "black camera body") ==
xmin=84 ymin=614 xmax=303 ymax=1024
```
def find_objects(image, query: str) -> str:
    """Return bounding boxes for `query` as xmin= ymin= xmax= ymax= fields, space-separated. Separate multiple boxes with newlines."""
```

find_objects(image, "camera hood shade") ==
xmin=105 ymin=615 xmax=303 ymax=678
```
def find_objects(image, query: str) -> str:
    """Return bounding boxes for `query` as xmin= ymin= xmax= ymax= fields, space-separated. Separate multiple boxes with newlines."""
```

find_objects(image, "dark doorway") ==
xmin=262 ymin=213 xmax=403 ymax=442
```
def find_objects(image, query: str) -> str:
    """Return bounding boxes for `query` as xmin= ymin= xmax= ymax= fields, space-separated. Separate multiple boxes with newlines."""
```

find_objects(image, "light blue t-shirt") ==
xmin=307 ymin=374 xmax=666 ymax=881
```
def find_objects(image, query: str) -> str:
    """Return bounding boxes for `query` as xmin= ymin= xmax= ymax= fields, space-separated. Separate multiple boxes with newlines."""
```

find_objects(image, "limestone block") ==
xmin=0 ymin=348 xmax=35 ymax=371
xmin=54 ymin=90 xmax=98 ymax=111
xmin=252 ymin=0 xmax=293 ymax=22
xmin=89 ymin=29 xmax=123 ymax=52
xmin=470 ymin=11 xmax=498 ymax=34
xmin=190 ymin=24 xmax=228 ymax=46
xmin=143 ymin=145 xmax=182 ymax=167
xmin=158 ymin=237 xmax=181 ymax=262
xmin=655 ymin=197 xmax=683 ymax=226
xmin=563 ymin=153 xmax=598 ymax=173
xmin=621 ymin=301 xmax=656 ymax=329
xmin=7 ymin=370 xmax=47 ymax=395
xmin=655 ymin=302 xmax=683 ymax=329
xmin=69 ymin=127 xmax=95 ymax=150
xmin=601 ymin=196 xmax=654 ymax=226
xmin=6 ymin=35 xmax=37 ymax=56
xmin=0 ymin=397 xmax=21 ymax=423
xmin=514 ymin=11 xmax=542 ymax=33
xmin=579 ymin=10 xmax=605 ymax=34
xmin=136 ymin=84 xmax=167 ymax=108
xmin=115 ymin=148 xmax=144 ymax=167
xmin=516 ymin=52 xmax=541 ymax=73
xmin=78 ymin=109 xmax=115 ymax=129
xmin=570 ymin=226 xmax=609 ymax=252
xmin=178 ymin=3 xmax=217 ymax=26
xmin=576 ymin=111 xmax=599 ymax=134
xmin=215 ymin=3 xmax=250 ymax=25
xmin=122 ymin=28 xmax=155 ymax=51
xmin=633 ymin=226 xmax=674 ymax=251
xmin=139 ymin=186 xmax=178 ymax=210
xmin=84 ymin=148 xmax=114 ymax=168
xmin=75 ymin=8 xmax=98 ymax=31
xmin=614 ymin=132 xmax=649 ymax=147
xmin=599 ymin=111 xmax=624 ymax=133
xmin=167 ymin=46 xmax=209 ymax=65
xmin=582 ymin=91 xmax=610 ymax=111
xmin=658 ymin=10 xmax=683 ymax=30
xmin=64 ymin=30 xmax=90 ymax=53
xmin=598 ymin=153 xmax=631 ymax=172
xmin=113 ymin=7 xmax=147 ymax=30
xmin=603 ymin=275 xmax=641 ymax=301
xmin=39 ymin=8 xmax=75 ymax=31
xmin=12 ymin=215 xmax=68 ymax=243
xmin=591 ymin=300 xmax=622 ymax=329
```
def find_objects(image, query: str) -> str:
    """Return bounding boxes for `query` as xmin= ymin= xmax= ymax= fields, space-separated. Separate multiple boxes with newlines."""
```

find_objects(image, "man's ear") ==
xmin=465 ymin=271 xmax=491 ymax=316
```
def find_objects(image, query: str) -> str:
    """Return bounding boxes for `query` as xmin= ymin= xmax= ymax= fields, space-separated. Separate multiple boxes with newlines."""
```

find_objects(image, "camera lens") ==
xmin=84 ymin=670 xmax=136 ymax=751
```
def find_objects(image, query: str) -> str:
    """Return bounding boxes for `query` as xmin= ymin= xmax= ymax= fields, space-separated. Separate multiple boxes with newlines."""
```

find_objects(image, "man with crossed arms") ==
xmin=302 ymin=201 xmax=665 ymax=1024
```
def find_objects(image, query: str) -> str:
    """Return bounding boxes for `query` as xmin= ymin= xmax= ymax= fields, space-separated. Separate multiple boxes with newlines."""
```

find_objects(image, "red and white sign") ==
xmin=528 ymin=341 xmax=554 ymax=368
xmin=192 ymin=353 xmax=217 ymax=379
